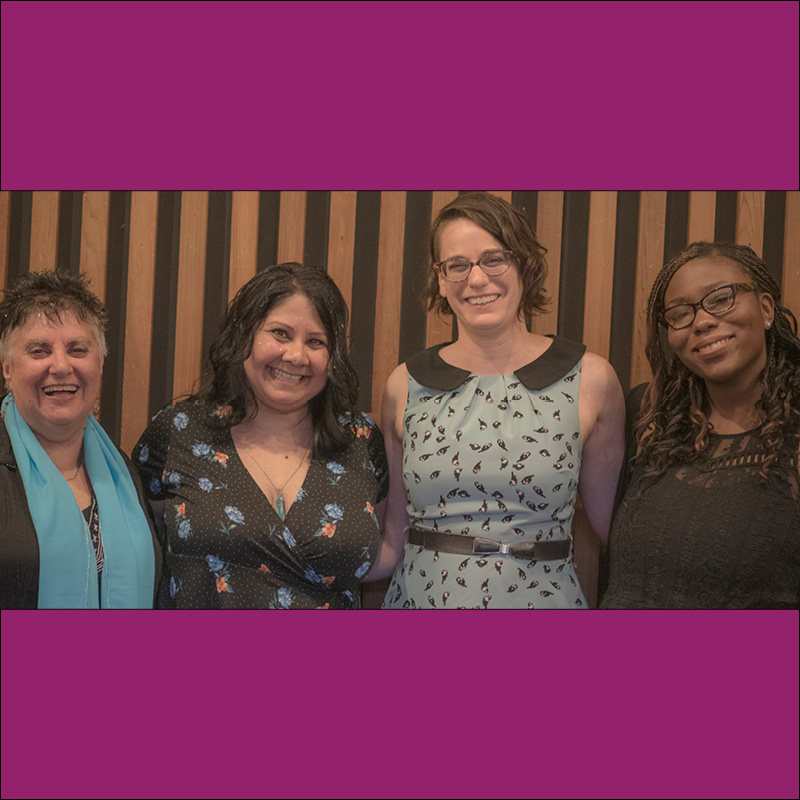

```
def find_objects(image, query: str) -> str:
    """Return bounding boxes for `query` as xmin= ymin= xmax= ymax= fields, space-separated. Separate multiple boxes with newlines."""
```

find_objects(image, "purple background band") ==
xmin=2 ymin=0 xmax=798 ymax=190
xmin=1 ymin=2 xmax=799 ymax=799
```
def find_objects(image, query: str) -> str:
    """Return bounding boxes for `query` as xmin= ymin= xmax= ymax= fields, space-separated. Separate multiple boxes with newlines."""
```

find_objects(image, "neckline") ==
xmin=228 ymin=428 xmax=313 ymax=522
xmin=405 ymin=335 xmax=586 ymax=391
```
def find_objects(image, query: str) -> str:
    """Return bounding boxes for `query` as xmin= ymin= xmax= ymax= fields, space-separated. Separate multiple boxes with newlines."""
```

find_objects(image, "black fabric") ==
xmin=406 ymin=335 xmax=586 ymax=392
xmin=0 ymin=409 xmax=162 ymax=609
xmin=134 ymin=400 xmax=389 ymax=609
xmin=603 ymin=425 xmax=800 ymax=609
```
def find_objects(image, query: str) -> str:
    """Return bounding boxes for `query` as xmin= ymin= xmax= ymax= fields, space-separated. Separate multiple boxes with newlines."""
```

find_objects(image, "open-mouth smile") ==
xmin=467 ymin=294 xmax=500 ymax=306
xmin=42 ymin=384 xmax=79 ymax=396
xmin=694 ymin=336 xmax=733 ymax=355
xmin=269 ymin=367 xmax=305 ymax=383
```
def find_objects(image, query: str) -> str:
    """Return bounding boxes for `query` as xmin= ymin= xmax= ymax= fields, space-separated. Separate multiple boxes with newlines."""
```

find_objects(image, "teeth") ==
xmin=270 ymin=368 xmax=303 ymax=382
xmin=43 ymin=385 xmax=78 ymax=395
xmin=697 ymin=338 xmax=731 ymax=354
xmin=468 ymin=295 xmax=499 ymax=306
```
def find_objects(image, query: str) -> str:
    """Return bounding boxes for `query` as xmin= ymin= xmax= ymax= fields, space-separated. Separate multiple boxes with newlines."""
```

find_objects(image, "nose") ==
xmin=691 ymin=305 xmax=719 ymax=332
xmin=466 ymin=262 xmax=490 ymax=287
xmin=282 ymin=339 xmax=309 ymax=365
xmin=48 ymin=346 xmax=73 ymax=374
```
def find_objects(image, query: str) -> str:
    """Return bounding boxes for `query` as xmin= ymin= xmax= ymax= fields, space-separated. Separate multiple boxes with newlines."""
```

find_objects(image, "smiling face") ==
xmin=436 ymin=218 xmax=524 ymax=335
xmin=663 ymin=256 xmax=774 ymax=389
xmin=2 ymin=311 xmax=104 ymax=442
xmin=242 ymin=292 xmax=330 ymax=416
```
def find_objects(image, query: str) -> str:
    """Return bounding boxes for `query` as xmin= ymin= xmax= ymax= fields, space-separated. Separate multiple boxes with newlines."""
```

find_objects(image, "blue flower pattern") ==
xmin=134 ymin=404 xmax=388 ymax=608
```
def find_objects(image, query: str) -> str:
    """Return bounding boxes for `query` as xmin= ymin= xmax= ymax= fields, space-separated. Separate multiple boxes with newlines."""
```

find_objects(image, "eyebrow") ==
xmin=665 ymin=281 xmax=732 ymax=306
xmin=22 ymin=336 xmax=93 ymax=348
xmin=444 ymin=247 xmax=505 ymax=260
xmin=262 ymin=322 xmax=328 ymax=338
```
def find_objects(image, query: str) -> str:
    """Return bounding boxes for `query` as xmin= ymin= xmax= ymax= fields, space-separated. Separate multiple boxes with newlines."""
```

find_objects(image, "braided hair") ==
xmin=634 ymin=241 xmax=800 ymax=480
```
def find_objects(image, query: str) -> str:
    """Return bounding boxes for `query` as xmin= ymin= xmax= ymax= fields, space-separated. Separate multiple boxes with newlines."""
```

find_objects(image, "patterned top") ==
xmin=603 ymin=417 xmax=800 ymax=609
xmin=134 ymin=400 xmax=389 ymax=609
xmin=383 ymin=336 xmax=589 ymax=609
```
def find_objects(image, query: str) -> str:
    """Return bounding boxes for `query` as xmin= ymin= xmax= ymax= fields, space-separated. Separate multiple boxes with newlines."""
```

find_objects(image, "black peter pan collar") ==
xmin=405 ymin=336 xmax=586 ymax=392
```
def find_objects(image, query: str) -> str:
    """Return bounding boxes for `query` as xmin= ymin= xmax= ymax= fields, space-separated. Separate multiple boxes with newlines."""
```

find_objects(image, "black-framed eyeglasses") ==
xmin=434 ymin=250 xmax=514 ymax=282
xmin=661 ymin=283 xmax=754 ymax=330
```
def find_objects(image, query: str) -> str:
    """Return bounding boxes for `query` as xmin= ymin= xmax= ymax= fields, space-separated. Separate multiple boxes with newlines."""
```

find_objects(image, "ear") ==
xmin=760 ymin=292 xmax=775 ymax=328
xmin=2 ymin=359 xmax=10 ymax=384
xmin=437 ymin=268 xmax=448 ymax=299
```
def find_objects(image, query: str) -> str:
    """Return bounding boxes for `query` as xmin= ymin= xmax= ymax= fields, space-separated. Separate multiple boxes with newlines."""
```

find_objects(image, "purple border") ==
xmin=1 ymin=1 xmax=798 ymax=190
xmin=1 ymin=2 xmax=799 ymax=799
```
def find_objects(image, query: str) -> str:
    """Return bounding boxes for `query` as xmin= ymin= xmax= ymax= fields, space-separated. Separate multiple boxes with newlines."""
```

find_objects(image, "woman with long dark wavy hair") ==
xmin=603 ymin=242 xmax=800 ymax=609
xmin=134 ymin=263 xmax=388 ymax=608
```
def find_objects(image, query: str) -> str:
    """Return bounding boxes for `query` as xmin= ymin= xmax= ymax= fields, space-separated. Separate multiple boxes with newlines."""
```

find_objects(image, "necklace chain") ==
xmin=239 ymin=437 xmax=310 ymax=520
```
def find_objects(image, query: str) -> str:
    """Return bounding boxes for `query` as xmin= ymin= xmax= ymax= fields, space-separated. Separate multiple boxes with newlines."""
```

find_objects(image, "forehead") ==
xmin=438 ymin=218 xmax=504 ymax=257
xmin=9 ymin=310 xmax=96 ymax=343
xmin=262 ymin=292 xmax=326 ymax=329
xmin=665 ymin=256 xmax=748 ymax=301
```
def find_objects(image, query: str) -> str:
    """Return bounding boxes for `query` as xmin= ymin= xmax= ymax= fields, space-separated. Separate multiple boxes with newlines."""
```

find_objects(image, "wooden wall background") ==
xmin=1 ymin=190 xmax=798 ymax=606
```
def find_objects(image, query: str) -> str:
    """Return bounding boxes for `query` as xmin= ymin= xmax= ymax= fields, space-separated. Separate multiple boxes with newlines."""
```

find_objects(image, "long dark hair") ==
xmin=424 ymin=192 xmax=549 ymax=320
xmin=635 ymin=242 xmax=800 ymax=479
xmin=200 ymin=263 xmax=359 ymax=458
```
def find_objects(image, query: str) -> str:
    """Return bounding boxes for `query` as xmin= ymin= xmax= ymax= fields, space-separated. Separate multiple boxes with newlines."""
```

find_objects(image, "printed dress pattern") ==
xmin=134 ymin=400 xmax=388 ymax=608
xmin=383 ymin=337 xmax=588 ymax=609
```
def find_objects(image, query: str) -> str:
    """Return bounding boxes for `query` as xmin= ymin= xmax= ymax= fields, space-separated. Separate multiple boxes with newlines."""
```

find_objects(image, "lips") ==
xmin=268 ymin=366 xmax=305 ymax=383
xmin=694 ymin=336 xmax=733 ymax=355
xmin=467 ymin=294 xmax=500 ymax=306
xmin=42 ymin=384 xmax=79 ymax=396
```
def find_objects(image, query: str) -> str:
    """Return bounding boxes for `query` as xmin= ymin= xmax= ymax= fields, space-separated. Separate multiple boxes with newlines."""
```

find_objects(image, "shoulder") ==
xmin=579 ymin=352 xmax=623 ymax=400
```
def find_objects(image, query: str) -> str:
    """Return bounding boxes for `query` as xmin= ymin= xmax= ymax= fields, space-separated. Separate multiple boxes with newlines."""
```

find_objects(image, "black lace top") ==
xmin=603 ymin=425 xmax=799 ymax=609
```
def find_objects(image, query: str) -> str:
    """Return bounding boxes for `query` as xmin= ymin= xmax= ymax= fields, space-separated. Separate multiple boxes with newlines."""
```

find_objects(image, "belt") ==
xmin=409 ymin=528 xmax=570 ymax=561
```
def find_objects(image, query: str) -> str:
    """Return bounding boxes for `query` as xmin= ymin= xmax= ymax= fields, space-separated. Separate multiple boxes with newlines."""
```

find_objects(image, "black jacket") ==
xmin=0 ymin=418 xmax=162 ymax=609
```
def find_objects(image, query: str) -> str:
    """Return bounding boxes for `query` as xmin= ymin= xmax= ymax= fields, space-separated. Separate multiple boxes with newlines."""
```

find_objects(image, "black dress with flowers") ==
xmin=133 ymin=400 xmax=389 ymax=609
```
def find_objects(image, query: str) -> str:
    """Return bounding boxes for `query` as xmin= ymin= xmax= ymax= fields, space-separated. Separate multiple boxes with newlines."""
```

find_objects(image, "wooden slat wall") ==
xmin=2 ymin=188 xmax=798 ymax=445
xmin=1 ymin=189 xmax=799 ymax=606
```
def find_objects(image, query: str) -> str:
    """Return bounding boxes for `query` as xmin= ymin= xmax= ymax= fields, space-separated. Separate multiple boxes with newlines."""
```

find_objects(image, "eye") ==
xmin=270 ymin=328 xmax=289 ymax=340
xmin=307 ymin=338 xmax=328 ymax=349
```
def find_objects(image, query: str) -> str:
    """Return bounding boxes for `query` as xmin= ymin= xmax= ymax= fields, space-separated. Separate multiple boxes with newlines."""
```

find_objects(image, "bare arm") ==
xmin=577 ymin=353 xmax=626 ymax=546
xmin=364 ymin=364 xmax=410 ymax=581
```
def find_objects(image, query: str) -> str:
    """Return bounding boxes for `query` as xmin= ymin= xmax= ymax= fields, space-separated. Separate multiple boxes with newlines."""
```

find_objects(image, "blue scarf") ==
xmin=2 ymin=395 xmax=155 ymax=608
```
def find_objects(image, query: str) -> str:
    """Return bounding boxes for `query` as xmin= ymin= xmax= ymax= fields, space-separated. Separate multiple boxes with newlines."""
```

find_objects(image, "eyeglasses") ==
xmin=434 ymin=250 xmax=514 ymax=282
xmin=661 ymin=283 xmax=754 ymax=330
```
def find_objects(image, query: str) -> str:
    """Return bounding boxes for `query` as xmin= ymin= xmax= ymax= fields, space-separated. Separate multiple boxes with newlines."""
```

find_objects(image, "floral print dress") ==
xmin=133 ymin=401 xmax=388 ymax=609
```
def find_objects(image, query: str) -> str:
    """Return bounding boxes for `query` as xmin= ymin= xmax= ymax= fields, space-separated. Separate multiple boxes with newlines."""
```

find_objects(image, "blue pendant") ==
xmin=275 ymin=494 xmax=285 ymax=520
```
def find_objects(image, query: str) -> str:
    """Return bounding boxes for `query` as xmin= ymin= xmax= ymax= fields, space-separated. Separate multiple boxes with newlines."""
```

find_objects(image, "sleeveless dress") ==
xmin=603 ymin=415 xmax=800 ymax=609
xmin=382 ymin=337 xmax=588 ymax=609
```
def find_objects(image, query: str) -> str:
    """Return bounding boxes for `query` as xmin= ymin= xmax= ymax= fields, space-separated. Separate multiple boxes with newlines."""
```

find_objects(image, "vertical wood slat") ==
xmin=425 ymin=190 xmax=458 ymax=348
xmin=531 ymin=191 xmax=563 ymax=336
xmin=326 ymin=191 xmax=357 ymax=320
xmin=29 ymin=191 xmax=60 ymax=270
xmin=277 ymin=191 xmax=307 ymax=263
xmin=173 ymin=191 xmax=209 ymax=402
xmin=228 ymin=191 xmax=259 ymax=301
xmin=630 ymin=191 xmax=668 ymax=388
xmin=79 ymin=191 xmax=110 ymax=304
xmin=687 ymin=191 xmax=716 ymax=243
xmin=582 ymin=191 xmax=617 ymax=359
xmin=120 ymin=191 xmax=159 ymax=455
xmin=735 ymin=191 xmax=766 ymax=256
xmin=371 ymin=191 xmax=406 ymax=424
xmin=0 ymin=191 xmax=10 ymax=289
xmin=783 ymin=191 xmax=800 ymax=314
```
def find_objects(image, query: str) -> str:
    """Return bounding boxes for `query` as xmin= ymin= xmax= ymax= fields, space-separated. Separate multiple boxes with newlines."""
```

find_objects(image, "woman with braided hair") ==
xmin=603 ymin=242 xmax=800 ymax=609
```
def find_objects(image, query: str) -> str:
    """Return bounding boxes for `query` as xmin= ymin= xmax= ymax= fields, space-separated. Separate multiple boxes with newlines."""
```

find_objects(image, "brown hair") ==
xmin=424 ymin=192 xmax=549 ymax=320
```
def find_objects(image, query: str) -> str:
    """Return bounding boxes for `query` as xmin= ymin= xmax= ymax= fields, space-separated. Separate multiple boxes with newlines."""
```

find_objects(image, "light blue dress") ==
xmin=383 ymin=337 xmax=588 ymax=609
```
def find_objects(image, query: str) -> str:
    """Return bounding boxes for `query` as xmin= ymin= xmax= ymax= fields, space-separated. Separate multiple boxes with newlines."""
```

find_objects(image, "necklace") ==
xmin=62 ymin=455 xmax=84 ymax=482
xmin=240 ymin=438 xmax=310 ymax=520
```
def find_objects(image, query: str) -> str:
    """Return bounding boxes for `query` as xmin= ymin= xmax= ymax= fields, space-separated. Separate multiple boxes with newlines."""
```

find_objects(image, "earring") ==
xmin=765 ymin=320 xmax=772 ymax=329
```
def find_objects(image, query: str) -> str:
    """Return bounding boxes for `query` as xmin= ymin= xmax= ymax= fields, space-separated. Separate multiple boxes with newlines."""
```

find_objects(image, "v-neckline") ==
xmin=228 ymin=429 xmax=313 ymax=522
